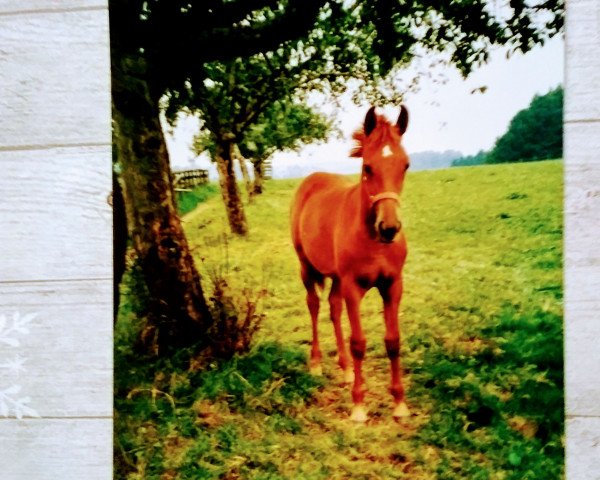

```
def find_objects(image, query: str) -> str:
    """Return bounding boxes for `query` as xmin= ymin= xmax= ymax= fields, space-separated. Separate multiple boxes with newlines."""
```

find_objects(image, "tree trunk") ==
xmin=215 ymin=140 xmax=249 ymax=236
xmin=232 ymin=145 xmax=253 ymax=202
xmin=253 ymin=161 xmax=264 ymax=195
xmin=112 ymin=170 xmax=127 ymax=324
xmin=111 ymin=54 xmax=212 ymax=355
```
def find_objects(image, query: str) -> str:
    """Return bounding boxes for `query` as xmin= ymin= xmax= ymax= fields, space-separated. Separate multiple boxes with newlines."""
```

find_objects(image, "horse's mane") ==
xmin=350 ymin=114 xmax=399 ymax=158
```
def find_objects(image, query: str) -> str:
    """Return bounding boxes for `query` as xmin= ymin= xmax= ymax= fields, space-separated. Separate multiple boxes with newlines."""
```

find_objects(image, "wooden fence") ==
xmin=173 ymin=169 xmax=209 ymax=189
xmin=263 ymin=160 xmax=273 ymax=180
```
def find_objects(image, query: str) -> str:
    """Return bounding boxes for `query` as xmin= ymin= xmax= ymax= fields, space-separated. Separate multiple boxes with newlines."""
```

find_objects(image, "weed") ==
xmin=205 ymin=271 xmax=266 ymax=360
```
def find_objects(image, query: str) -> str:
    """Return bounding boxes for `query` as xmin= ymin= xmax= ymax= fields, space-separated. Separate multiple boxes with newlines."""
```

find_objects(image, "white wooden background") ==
xmin=0 ymin=1 xmax=112 ymax=479
xmin=565 ymin=0 xmax=600 ymax=478
xmin=0 ymin=1 xmax=597 ymax=478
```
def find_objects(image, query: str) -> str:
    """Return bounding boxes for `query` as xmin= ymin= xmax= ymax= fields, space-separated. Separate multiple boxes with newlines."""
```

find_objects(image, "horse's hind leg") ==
xmin=329 ymin=277 xmax=353 ymax=384
xmin=301 ymin=263 xmax=322 ymax=375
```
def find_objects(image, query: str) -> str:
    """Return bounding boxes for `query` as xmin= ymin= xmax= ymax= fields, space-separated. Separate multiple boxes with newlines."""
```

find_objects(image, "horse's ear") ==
xmin=364 ymin=106 xmax=377 ymax=136
xmin=397 ymin=105 xmax=409 ymax=135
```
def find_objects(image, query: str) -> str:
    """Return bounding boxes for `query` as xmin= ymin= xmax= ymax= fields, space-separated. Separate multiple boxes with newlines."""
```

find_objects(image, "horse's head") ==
xmin=351 ymin=106 xmax=410 ymax=243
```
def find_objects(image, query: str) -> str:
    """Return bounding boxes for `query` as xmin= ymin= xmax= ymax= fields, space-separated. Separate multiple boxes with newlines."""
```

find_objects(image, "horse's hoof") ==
xmin=309 ymin=364 xmax=323 ymax=376
xmin=350 ymin=405 xmax=368 ymax=423
xmin=343 ymin=369 xmax=354 ymax=385
xmin=392 ymin=402 xmax=410 ymax=418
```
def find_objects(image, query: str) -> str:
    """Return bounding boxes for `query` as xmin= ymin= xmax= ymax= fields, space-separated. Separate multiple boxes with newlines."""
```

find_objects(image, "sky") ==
xmin=165 ymin=35 xmax=564 ymax=178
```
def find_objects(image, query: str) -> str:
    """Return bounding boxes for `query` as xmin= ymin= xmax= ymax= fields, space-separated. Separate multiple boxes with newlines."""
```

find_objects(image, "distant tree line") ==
xmin=453 ymin=86 xmax=563 ymax=167
xmin=452 ymin=150 xmax=489 ymax=167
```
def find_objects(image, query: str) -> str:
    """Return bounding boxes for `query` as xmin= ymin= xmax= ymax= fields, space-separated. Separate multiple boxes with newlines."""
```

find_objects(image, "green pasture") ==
xmin=116 ymin=160 xmax=564 ymax=479
xmin=176 ymin=183 xmax=219 ymax=216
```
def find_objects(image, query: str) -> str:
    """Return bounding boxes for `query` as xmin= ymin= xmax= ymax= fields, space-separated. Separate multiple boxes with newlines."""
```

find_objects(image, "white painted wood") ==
xmin=0 ymin=1 xmax=106 ymax=15
xmin=0 ymin=418 xmax=112 ymax=480
xmin=564 ymin=122 xmax=600 ymax=433
xmin=0 ymin=0 xmax=112 ymax=478
xmin=0 ymin=146 xmax=112 ymax=282
xmin=565 ymin=306 xmax=600 ymax=417
xmin=564 ymin=0 xmax=600 ymax=122
xmin=557 ymin=124 xmax=599 ymax=274
xmin=566 ymin=416 xmax=600 ymax=480
xmin=565 ymin=265 xmax=600 ymax=306
xmin=0 ymin=280 xmax=112 ymax=418
xmin=564 ymin=122 xmax=600 ymax=169
xmin=564 ymin=1 xmax=600 ymax=477
xmin=0 ymin=8 xmax=110 ymax=149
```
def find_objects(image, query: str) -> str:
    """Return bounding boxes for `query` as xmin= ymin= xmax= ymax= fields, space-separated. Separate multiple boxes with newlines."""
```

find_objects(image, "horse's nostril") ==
xmin=379 ymin=224 xmax=398 ymax=242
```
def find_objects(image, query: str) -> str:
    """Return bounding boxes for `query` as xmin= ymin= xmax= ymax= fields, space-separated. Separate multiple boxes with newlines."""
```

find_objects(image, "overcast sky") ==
xmin=166 ymin=35 xmax=564 ymax=175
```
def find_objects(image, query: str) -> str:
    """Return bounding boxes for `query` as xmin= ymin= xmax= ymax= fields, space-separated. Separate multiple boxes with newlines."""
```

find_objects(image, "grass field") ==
xmin=115 ymin=160 xmax=564 ymax=479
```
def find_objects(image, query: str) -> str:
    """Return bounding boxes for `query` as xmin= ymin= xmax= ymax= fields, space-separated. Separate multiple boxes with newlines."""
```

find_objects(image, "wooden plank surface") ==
xmin=0 ymin=1 xmax=106 ymax=15
xmin=564 ymin=0 xmax=600 ymax=122
xmin=0 ymin=7 xmax=110 ymax=149
xmin=566 ymin=417 xmax=600 ymax=480
xmin=565 ymin=306 xmax=600 ymax=417
xmin=564 ymin=124 xmax=600 ymax=295
xmin=0 ymin=418 xmax=112 ymax=480
xmin=0 ymin=280 xmax=112 ymax=418
xmin=564 ymin=125 xmax=600 ymax=302
xmin=0 ymin=146 xmax=112 ymax=282
xmin=564 ymin=0 xmax=600 ymax=477
xmin=0 ymin=1 xmax=112 ymax=479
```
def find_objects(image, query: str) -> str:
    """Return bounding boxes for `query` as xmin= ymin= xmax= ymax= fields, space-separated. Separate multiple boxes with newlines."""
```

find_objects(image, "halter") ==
xmin=369 ymin=191 xmax=399 ymax=205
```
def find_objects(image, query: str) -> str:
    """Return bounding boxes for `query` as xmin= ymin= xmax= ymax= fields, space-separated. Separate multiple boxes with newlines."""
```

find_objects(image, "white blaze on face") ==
xmin=381 ymin=145 xmax=393 ymax=158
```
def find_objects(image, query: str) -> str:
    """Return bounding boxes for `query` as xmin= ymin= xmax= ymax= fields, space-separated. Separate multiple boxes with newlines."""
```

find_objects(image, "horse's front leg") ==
xmin=342 ymin=279 xmax=368 ymax=422
xmin=330 ymin=277 xmax=353 ymax=384
xmin=379 ymin=278 xmax=410 ymax=418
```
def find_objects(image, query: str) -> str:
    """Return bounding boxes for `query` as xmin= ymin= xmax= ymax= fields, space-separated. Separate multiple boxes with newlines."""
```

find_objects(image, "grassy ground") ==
xmin=115 ymin=160 xmax=564 ymax=479
xmin=176 ymin=183 xmax=219 ymax=216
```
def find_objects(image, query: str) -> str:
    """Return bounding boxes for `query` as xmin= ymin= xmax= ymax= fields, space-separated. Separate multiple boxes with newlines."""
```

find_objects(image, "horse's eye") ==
xmin=405 ymin=164 xmax=410 ymax=172
xmin=363 ymin=165 xmax=373 ymax=177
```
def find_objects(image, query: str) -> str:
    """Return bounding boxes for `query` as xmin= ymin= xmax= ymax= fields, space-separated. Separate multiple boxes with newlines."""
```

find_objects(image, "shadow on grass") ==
xmin=409 ymin=308 xmax=564 ymax=479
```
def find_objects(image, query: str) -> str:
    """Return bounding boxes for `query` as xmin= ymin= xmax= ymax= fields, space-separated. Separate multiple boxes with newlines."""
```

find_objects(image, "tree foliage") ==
xmin=192 ymin=101 xmax=331 ymax=167
xmin=160 ymin=1 xmax=564 ymax=113
xmin=239 ymin=102 xmax=331 ymax=163
xmin=452 ymin=150 xmax=489 ymax=167
xmin=452 ymin=86 xmax=563 ymax=167
xmin=486 ymin=86 xmax=563 ymax=163
xmin=171 ymin=42 xmax=336 ymax=229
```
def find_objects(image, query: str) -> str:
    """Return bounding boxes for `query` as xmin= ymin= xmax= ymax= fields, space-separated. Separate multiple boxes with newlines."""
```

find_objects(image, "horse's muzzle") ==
xmin=377 ymin=221 xmax=401 ymax=243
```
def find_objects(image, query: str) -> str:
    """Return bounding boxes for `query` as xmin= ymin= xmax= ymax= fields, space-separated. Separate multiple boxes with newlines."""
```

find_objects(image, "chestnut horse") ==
xmin=290 ymin=106 xmax=410 ymax=422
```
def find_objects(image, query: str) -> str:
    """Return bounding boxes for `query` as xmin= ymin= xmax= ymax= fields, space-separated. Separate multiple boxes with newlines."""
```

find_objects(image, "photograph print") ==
xmin=111 ymin=1 xmax=565 ymax=478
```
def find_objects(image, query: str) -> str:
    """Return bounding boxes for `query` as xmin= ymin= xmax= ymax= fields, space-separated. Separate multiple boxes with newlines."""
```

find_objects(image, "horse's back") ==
xmin=291 ymin=172 xmax=352 ymax=276
xmin=292 ymin=172 xmax=350 ymax=208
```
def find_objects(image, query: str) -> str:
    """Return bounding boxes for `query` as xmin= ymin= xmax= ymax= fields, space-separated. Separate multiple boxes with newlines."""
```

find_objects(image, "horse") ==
xmin=290 ymin=106 xmax=410 ymax=422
